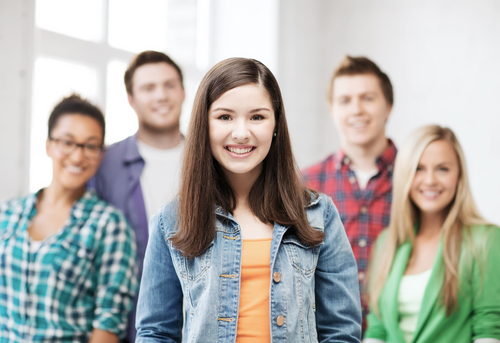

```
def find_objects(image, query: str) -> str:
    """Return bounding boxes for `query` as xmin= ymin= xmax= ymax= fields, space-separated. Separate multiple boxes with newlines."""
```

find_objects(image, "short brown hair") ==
xmin=124 ymin=50 xmax=184 ymax=95
xmin=327 ymin=55 xmax=393 ymax=107
xmin=48 ymin=94 xmax=105 ymax=141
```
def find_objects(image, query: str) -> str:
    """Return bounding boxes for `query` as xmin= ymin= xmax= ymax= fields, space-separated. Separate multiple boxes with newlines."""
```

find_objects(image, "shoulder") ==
xmin=99 ymin=136 xmax=135 ymax=166
xmin=466 ymin=223 xmax=500 ymax=249
xmin=91 ymin=136 xmax=138 ymax=189
xmin=304 ymin=191 xmax=338 ymax=230
xmin=154 ymin=197 xmax=180 ymax=236
xmin=0 ymin=194 xmax=33 ymax=222
xmin=0 ymin=194 xmax=30 ymax=212
xmin=302 ymin=153 xmax=336 ymax=179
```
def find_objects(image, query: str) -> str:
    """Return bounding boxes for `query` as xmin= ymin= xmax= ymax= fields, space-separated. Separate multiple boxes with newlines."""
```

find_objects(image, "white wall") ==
xmin=1 ymin=0 xmax=498 ymax=224
xmin=277 ymin=1 xmax=339 ymax=169
xmin=0 ymin=0 xmax=34 ymax=200
xmin=310 ymin=0 xmax=500 ymax=223
xmin=210 ymin=0 xmax=279 ymax=73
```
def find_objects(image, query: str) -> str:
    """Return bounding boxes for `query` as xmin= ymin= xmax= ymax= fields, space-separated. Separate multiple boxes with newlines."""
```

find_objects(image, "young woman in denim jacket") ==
xmin=135 ymin=58 xmax=362 ymax=342
xmin=364 ymin=125 xmax=500 ymax=343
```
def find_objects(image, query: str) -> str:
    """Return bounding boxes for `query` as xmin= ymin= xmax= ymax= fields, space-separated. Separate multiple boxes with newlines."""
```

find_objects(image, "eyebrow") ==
xmin=57 ymin=133 xmax=102 ymax=141
xmin=139 ymin=77 xmax=180 ymax=87
xmin=418 ymin=162 xmax=454 ymax=167
xmin=211 ymin=107 xmax=271 ymax=113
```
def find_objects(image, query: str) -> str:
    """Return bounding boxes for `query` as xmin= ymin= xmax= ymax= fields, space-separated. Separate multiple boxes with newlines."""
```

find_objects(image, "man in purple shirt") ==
xmin=89 ymin=50 xmax=186 ymax=343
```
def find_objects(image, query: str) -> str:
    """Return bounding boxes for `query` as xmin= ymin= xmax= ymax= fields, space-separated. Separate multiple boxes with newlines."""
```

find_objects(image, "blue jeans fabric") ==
xmin=136 ymin=194 xmax=362 ymax=342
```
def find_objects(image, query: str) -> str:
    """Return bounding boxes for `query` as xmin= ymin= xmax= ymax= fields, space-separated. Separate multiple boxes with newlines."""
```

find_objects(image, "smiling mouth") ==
xmin=65 ymin=165 xmax=84 ymax=174
xmin=421 ymin=190 xmax=442 ymax=198
xmin=225 ymin=146 xmax=256 ymax=155
xmin=350 ymin=121 xmax=368 ymax=128
xmin=154 ymin=106 xmax=172 ymax=115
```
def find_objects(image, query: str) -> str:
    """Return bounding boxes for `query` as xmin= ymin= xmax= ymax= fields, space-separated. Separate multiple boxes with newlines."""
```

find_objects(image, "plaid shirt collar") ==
xmin=334 ymin=139 xmax=397 ymax=172
xmin=21 ymin=189 xmax=99 ymax=226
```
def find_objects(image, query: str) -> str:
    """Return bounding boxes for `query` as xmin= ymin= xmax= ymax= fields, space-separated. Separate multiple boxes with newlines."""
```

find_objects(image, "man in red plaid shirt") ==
xmin=302 ymin=56 xmax=396 ymax=332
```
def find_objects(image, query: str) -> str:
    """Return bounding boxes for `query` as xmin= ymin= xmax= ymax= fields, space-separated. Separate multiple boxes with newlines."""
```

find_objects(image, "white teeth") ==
xmin=422 ymin=191 xmax=440 ymax=197
xmin=155 ymin=107 xmax=170 ymax=114
xmin=227 ymin=146 xmax=253 ymax=154
xmin=351 ymin=121 xmax=367 ymax=128
xmin=66 ymin=165 xmax=83 ymax=173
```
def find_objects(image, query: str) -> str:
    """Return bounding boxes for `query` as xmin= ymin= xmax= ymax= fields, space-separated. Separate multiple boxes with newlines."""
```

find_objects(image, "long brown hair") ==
xmin=172 ymin=58 xmax=324 ymax=257
xmin=368 ymin=125 xmax=488 ymax=315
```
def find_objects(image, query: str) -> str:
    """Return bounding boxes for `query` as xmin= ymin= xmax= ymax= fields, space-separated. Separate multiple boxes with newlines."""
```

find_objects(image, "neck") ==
xmin=224 ymin=169 xmax=261 ymax=210
xmin=137 ymin=125 xmax=182 ymax=149
xmin=418 ymin=211 xmax=446 ymax=237
xmin=341 ymin=136 xmax=388 ymax=172
xmin=40 ymin=182 xmax=85 ymax=208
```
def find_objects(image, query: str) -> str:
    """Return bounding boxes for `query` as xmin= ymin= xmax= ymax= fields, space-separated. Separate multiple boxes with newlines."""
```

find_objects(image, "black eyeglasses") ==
xmin=48 ymin=137 xmax=104 ymax=159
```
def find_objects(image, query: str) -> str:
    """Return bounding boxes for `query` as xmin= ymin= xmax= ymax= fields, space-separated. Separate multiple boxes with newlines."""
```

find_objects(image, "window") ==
xmin=30 ymin=0 xmax=204 ymax=192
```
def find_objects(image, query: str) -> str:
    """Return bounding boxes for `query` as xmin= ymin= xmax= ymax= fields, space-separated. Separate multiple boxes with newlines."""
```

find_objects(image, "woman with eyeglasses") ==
xmin=0 ymin=94 xmax=138 ymax=342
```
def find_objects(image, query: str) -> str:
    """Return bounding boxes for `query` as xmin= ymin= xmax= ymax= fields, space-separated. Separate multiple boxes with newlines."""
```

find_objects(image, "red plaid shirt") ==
xmin=302 ymin=140 xmax=396 ymax=331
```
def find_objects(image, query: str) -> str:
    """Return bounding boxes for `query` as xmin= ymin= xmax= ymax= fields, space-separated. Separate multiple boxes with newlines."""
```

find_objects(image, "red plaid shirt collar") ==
xmin=333 ymin=139 xmax=397 ymax=172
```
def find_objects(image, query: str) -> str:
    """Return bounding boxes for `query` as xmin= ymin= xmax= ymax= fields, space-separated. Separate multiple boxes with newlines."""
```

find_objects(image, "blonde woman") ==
xmin=364 ymin=125 xmax=500 ymax=343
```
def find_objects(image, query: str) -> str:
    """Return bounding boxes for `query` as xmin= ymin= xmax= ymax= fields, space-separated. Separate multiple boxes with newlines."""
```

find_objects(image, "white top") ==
xmin=398 ymin=268 xmax=433 ymax=343
xmin=137 ymin=139 xmax=184 ymax=223
xmin=28 ymin=236 xmax=44 ymax=254
xmin=351 ymin=166 xmax=378 ymax=190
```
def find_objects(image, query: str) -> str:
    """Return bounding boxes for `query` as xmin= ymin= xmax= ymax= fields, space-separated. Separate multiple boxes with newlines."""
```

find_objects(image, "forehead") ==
xmin=419 ymin=140 xmax=457 ymax=164
xmin=52 ymin=114 xmax=103 ymax=140
xmin=211 ymin=84 xmax=272 ymax=108
xmin=132 ymin=62 xmax=180 ymax=86
xmin=333 ymin=73 xmax=382 ymax=96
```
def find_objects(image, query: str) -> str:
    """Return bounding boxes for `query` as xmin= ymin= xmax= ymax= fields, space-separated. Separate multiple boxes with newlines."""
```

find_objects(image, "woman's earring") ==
xmin=273 ymin=132 xmax=277 ymax=137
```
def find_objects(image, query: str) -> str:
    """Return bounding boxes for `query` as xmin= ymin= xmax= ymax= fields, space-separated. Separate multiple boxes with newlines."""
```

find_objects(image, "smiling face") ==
xmin=128 ymin=62 xmax=185 ymax=133
xmin=410 ymin=140 xmax=460 ymax=219
xmin=209 ymin=84 xmax=275 ymax=182
xmin=331 ymin=73 xmax=392 ymax=149
xmin=46 ymin=114 xmax=104 ymax=192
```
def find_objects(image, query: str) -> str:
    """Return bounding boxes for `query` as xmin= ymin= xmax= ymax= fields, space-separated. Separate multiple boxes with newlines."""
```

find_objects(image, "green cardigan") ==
xmin=364 ymin=224 xmax=500 ymax=342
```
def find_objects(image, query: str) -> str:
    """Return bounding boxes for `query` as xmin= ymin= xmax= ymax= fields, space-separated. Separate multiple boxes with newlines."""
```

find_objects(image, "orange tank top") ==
xmin=236 ymin=237 xmax=272 ymax=343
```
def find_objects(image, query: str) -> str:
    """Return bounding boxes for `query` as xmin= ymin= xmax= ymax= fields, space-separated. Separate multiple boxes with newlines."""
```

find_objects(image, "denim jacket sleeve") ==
xmin=135 ymin=208 xmax=184 ymax=342
xmin=315 ymin=197 xmax=362 ymax=342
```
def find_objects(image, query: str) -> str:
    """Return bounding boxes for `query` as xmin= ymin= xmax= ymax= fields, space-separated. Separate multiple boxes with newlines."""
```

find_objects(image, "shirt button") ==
xmin=387 ymin=165 xmax=393 ymax=172
xmin=359 ymin=239 xmax=367 ymax=248
xmin=276 ymin=315 xmax=285 ymax=326
xmin=273 ymin=272 xmax=281 ymax=283
xmin=358 ymin=272 xmax=365 ymax=281
xmin=360 ymin=206 xmax=368 ymax=214
xmin=348 ymin=176 xmax=356 ymax=184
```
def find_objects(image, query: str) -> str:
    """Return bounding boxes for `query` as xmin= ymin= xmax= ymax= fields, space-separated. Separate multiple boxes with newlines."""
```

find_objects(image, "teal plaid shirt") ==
xmin=0 ymin=190 xmax=138 ymax=342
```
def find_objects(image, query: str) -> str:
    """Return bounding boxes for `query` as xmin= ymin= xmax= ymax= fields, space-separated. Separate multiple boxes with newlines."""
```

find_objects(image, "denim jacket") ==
xmin=136 ymin=193 xmax=362 ymax=343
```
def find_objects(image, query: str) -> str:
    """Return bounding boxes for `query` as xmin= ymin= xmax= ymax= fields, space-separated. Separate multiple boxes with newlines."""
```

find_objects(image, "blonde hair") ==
xmin=368 ymin=125 xmax=487 ymax=315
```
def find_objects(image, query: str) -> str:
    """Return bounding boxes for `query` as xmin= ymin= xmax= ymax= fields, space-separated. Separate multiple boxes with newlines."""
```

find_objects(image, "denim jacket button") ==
xmin=273 ymin=272 xmax=281 ymax=283
xmin=276 ymin=315 xmax=285 ymax=326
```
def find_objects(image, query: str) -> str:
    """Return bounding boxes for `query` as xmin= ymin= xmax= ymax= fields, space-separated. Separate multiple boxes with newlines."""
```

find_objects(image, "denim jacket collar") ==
xmin=214 ymin=191 xmax=322 ymax=222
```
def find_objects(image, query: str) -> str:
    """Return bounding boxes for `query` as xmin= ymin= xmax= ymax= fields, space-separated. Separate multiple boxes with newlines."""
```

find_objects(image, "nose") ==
xmin=350 ymin=98 xmax=362 ymax=115
xmin=423 ymin=170 xmax=437 ymax=185
xmin=69 ymin=145 xmax=86 ymax=162
xmin=156 ymin=86 xmax=169 ymax=101
xmin=231 ymin=118 xmax=250 ymax=142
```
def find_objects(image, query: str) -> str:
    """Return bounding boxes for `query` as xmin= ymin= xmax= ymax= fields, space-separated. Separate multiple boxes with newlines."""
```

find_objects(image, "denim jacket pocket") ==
xmin=172 ymin=240 xmax=214 ymax=281
xmin=282 ymin=235 xmax=320 ymax=275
